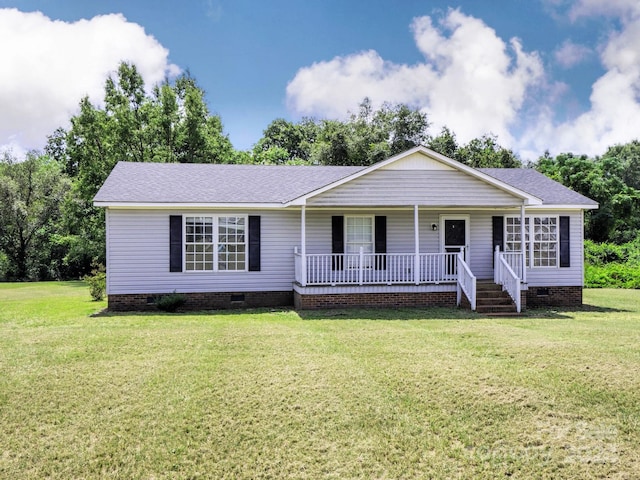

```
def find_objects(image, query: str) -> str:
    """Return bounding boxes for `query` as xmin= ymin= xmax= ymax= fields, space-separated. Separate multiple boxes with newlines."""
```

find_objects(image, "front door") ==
xmin=441 ymin=215 xmax=469 ymax=276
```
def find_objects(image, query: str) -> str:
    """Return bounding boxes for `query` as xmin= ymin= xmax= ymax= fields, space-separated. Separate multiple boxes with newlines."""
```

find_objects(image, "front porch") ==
xmin=293 ymin=249 xmax=526 ymax=313
xmin=293 ymin=203 xmax=529 ymax=312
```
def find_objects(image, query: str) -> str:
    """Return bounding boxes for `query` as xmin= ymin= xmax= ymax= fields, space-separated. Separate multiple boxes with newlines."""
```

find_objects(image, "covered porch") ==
xmin=292 ymin=205 xmax=528 ymax=313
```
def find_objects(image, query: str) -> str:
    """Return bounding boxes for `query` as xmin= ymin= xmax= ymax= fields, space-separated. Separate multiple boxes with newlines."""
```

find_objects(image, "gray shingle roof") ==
xmin=478 ymin=168 xmax=598 ymax=206
xmin=94 ymin=162 xmax=366 ymax=204
xmin=94 ymin=161 xmax=597 ymax=207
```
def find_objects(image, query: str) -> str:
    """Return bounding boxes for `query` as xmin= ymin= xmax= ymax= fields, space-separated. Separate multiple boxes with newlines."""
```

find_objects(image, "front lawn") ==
xmin=1 ymin=283 xmax=639 ymax=478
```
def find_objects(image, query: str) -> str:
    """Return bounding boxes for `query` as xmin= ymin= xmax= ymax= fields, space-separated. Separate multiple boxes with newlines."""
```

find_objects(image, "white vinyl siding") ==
xmin=307 ymin=170 xmax=521 ymax=207
xmin=105 ymin=208 xmax=586 ymax=295
xmin=106 ymin=209 xmax=299 ymax=295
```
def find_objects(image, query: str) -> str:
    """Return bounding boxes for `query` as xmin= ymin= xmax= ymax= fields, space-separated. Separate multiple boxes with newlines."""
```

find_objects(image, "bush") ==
xmin=155 ymin=291 xmax=187 ymax=312
xmin=84 ymin=263 xmax=106 ymax=301
xmin=585 ymin=262 xmax=640 ymax=289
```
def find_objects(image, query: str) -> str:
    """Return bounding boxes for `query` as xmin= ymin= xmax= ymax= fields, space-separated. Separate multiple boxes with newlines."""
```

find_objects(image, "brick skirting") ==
xmin=108 ymin=291 xmax=293 ymax=312
xmin=525 ymin=286 xmax=582 ymax=307
xmin=294 ymin=291 xmax=457 ymax=310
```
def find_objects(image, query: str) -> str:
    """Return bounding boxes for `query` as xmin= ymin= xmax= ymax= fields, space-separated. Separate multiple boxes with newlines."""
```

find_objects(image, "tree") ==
xmin=535 ymin=148 xmax=640 ymax=243
xmin=454 ymin=134 xmax=521 ymax=168
xmin=427 ymin=127 xmax=459 ymax=159
xmin=252 ymin=118 xmax=318 ymax=164
xmin=46 ymin=62 xmax=237 ymax=275
xmin=0 ymin=153 xmax=70 ymax=280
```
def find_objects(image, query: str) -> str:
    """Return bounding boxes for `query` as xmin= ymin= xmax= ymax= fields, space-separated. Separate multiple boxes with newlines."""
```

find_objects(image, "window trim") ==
xmin=504 ymin=215 xmax=559 ymax=269
xmin=183 ymin=214 xmax=248 ymax=273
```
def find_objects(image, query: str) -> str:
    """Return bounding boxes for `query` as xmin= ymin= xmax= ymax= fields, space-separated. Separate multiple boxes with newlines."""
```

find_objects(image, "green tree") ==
xmin=47 ymin=62 xmax=236 ymax=275
xmin=454 ymin=134 xmax=521 ymax=168
xmin=252 ymin=118 xmax=318 ymax=164
xmin=0 ymin=153 xmax=70 ymax=280
xmin=535 ymin=148 xmax=640 ymax=243
xmin=427 ymin=127 xmax=459 ymax=159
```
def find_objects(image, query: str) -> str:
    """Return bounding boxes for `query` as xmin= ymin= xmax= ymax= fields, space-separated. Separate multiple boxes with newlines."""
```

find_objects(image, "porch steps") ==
xmin=475 ymin=281 xmax=519 ymax=315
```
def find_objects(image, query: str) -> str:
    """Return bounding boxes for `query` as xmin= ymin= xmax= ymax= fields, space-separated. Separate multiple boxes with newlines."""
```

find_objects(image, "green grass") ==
xmin=1 ymin=283 xmax=640 ymax=479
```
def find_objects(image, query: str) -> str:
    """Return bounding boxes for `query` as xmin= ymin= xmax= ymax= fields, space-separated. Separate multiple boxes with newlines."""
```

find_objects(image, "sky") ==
xmin=0 ymin=0 xmax=639 ymax=161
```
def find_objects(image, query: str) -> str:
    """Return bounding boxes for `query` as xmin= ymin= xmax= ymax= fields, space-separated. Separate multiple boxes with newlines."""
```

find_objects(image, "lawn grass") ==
xmin=1 ymin=283 xmax=639 ymax=478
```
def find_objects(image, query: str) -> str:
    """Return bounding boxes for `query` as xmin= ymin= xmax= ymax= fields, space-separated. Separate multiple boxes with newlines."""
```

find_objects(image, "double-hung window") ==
xmin=185 ymin=216 xmax=246 ymax=271
xmin=345 ymin=216 xmax=374 ymax=268
xmin=505 ymin=216 xmax=558 ymax=268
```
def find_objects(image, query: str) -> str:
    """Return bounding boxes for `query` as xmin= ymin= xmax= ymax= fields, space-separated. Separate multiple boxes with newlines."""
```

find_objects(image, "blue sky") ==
xmin=0 ymin=0 xmax=638 ymax=160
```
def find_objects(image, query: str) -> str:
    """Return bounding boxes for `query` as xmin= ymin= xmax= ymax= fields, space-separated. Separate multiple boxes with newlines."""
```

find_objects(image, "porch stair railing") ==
xmin=493 ymin=246 xmax=522 ymax=313
xmin=456 ymin=253 xmax=476 ymax=311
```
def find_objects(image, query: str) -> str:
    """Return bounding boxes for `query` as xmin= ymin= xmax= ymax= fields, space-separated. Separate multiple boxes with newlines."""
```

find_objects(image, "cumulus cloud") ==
xmin=0 ymin=8 xmax=179 ymax=156
xmin=554 ymin=40 xmax=591 ymax=68
xmin=286 ymin=9 xmax=544 ymax=147
xmin=518 ymin=2 xmax=640 ymax=157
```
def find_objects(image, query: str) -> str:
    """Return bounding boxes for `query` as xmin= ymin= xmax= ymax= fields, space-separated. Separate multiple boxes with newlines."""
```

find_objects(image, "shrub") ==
xmin=585 ymin=263 xmax=640 ymax=289
xmin=155 ymin=291 xmax=186 ymax=312
xmin=84 ymin=263 xmax=106 ymax=301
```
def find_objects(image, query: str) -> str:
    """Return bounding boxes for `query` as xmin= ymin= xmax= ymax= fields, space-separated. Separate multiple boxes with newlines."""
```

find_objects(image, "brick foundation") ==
xmin=294 ymin=291 xmax=457 ymax=310
xmin=108 ymin=291 xmax=294 ymax=312
xmin=525 ymin=286 xmax=582 ymax=308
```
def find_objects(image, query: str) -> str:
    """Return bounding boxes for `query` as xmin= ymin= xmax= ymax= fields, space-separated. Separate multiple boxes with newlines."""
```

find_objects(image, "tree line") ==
xmin=0 ymin=61 xmax=638 ymax=281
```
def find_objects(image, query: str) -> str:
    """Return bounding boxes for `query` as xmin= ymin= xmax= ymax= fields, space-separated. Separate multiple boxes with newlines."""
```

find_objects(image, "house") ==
xmin=93 ymin=146 xmax=598 ymax=313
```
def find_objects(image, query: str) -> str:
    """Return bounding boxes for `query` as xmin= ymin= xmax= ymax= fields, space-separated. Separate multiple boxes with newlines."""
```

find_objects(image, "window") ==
xmin=505 ymin=216 xmax=558 ymax=268
xmin=345 ymin=216 xmax=374 ymax=268
xmin=185 ymin=216 xmax=246 ymax=271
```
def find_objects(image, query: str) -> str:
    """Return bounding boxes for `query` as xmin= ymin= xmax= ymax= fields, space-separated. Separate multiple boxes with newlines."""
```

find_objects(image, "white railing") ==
xmin=494 ymin=247 xmax=522 ymax=313
xmin=295 ymin=249 xmax=459 ymax=286
xmin=456 ymin=253 xmax=477 ymax=311
xmin=500 ymin=251 xmax=524 ymax=280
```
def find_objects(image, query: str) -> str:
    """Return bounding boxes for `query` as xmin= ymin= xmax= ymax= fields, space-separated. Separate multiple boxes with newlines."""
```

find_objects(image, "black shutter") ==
xmin=248 ymin=216 xmax=261 ymax=272
xmin=492 ymin=216 xmax=504 ymax=266
xmin=375 ymin=216 xmax=387 ymax=270
xmin=169 ymin=215 xmax=182 ymax=272
xmin=559 ymin=216 xmax=570 ymax=267
xmin=331 ymin=216 xmax=344 ymax=271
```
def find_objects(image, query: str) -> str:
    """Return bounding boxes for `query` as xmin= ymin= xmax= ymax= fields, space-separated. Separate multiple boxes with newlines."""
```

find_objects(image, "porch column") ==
xmin=300 ymin=205 xmax=307 ymax=287
xmin=414 ymin=205 xmax=420 ymax=285
xmin=520 ymin=204 xmax=527 ymax=284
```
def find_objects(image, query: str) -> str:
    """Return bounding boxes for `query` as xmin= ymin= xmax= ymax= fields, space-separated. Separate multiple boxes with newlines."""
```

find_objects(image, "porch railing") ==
xmin=456 ymin=253 xmax=476 ymax=311
xmin=494 ymin=247 xmax=522 ymax=313
xmin=294 ymin=248 xmax=459 ymax=286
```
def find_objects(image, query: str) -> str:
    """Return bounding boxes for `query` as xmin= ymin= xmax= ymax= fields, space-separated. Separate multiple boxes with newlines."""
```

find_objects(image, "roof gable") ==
xmin=291 ymin=146 xmax=543 ymax=206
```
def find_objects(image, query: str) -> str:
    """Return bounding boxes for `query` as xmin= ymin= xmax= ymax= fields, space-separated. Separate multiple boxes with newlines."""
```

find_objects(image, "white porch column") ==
xmin=520 ymin=204 xmax=527 ymax=284
xmin=300 ymin=205 xmax=307 ymax=287
xmin=414 ymin=205 xmax=420 ymax=285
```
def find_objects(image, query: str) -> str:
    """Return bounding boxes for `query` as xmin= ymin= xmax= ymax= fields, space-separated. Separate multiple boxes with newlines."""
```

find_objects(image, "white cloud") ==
xmin=517 ymin=2 xmax=640 ymax=157
xmin=569 ymin=0 xmax=640 ymax=20
xmin=286 ymin=9 xmax=543 ymax=147
xmin=0 ymin=8 xmax=179 ymax=156
xmin=554 ymin=40 xmax=591 ymax=68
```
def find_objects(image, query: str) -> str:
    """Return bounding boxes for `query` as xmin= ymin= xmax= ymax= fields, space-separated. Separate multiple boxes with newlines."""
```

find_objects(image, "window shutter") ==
xmin=559 ymin=216 xmax=570 ymax=267
xmin=169 ymin=215 xmax=182 ymax=272
xmin=375 ymin=216 xmax=387 ymax=270
xmin=248 ymin=216 xmax=261 ymax=272
xmin=331 ymin=216 xmax=344 ymax=271
xmin=492 ymin=216 xmax=504 ymax=266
